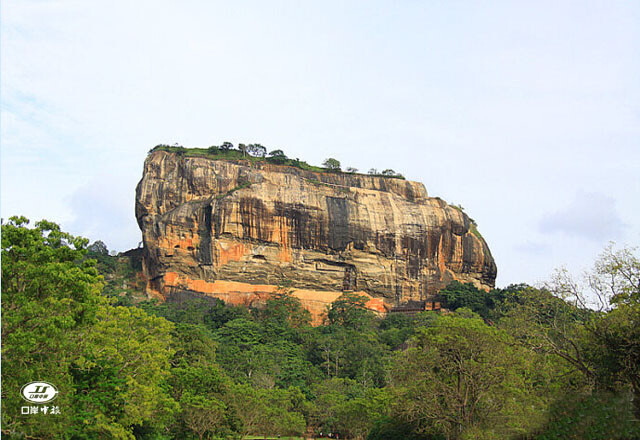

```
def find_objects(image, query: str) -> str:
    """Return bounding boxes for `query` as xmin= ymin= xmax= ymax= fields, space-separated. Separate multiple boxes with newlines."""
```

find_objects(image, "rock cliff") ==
xmin=136 ymin=150 xmax=496 ymax=323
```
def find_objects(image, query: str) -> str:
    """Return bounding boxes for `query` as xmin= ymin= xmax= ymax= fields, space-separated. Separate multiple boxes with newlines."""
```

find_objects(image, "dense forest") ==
xmin=2 ymin=216 xmax=639 ymax=439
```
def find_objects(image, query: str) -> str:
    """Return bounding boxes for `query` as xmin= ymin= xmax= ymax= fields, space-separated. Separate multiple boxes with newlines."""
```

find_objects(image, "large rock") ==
xmin=135 ymin=150 xmax=496 ymax=323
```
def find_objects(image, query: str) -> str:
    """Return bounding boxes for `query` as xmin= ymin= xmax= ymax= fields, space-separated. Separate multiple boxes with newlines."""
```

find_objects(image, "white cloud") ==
xmin=68 ymin=174 xmax=141 ymax=252
xmin=2 ymin=1 xmax=639 ymax=286
xmin=539 ymin=191 xmax=627 ymax=241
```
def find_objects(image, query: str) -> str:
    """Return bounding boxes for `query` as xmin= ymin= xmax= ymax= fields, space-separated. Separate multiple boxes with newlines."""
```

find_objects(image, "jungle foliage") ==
xmin=2 ymin=218 xmax=638 ymax=439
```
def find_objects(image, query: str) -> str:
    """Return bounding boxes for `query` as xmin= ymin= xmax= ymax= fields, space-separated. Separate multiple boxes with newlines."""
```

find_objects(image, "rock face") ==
xmin=136 ymin=150 xmax=496 ymax=323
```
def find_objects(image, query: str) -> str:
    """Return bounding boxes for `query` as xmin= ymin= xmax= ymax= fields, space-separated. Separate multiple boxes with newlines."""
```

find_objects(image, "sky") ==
xmin=2 ymin=1 xmax=639 ymax=287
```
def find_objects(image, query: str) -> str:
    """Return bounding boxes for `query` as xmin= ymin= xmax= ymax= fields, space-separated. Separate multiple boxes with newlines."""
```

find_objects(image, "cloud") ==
xmin=2 ymin=1 xmax=639 ymax=287
xmin=513 ymin=241 xmax=551 ymax=256
xmin=68 ymin=175 xmax=141 ymax=252
xmin=539 ymin=191 xmax=626 ymax=241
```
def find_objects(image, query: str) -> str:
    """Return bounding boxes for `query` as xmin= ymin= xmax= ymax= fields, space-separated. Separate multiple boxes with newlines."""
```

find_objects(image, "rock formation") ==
xmin=135 ymin=150 xmax=496 ymax=323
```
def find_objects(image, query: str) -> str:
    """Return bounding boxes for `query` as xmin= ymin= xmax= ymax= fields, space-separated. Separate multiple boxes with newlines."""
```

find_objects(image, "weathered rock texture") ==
xmin=136 ymin=151 xmax=496 ymax=323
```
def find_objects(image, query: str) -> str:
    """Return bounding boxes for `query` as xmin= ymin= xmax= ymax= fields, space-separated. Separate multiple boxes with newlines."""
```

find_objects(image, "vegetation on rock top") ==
xmin=149 ymin=143 xmax=406 ymax=179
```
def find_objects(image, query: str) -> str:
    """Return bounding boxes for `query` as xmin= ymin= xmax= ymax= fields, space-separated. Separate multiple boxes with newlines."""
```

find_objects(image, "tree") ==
xmin=170 ymin=323 xmax=218 ymax=366
xmin=499 ymin=284 xmax=595 ymax=383
xmin=1 ymin=217 xmax=177 ymax=439
xmin=499 ymin=246 xmax=639 ymax=393
xmin=310 ymin=378 xmax=390 ymax=440
xmin=368 ymin=168 xmax=378 ymax=175
xmin=346 ymin=167 xmax=358 ymax=173
xmin=268 ymin=149 xmax=288 ymax=164
xmin=495 ymin=245 xmax=640 ymax=427
xmin=2 ymin=217 xmax=103 ymax=438
xmin=570 ymin=245 xmax=640 ymax=417
xmin=438 ymin=281 xmax=492 ymax=319
xmin=215 ymin=291 xmax=316 ymax=391
xmin=170 ymin=362 xmax=233 ymax=438
xmin=238 ymin=143 xmax=248 ymax=157
xmin=323 ymin=158 xmax=341 ymax=171
xmin=381 ymin=169 xmax=396 ymax=176
xmin=247 ymin=143 xmax=267 ymax=157
xmin=181 ymin=394 xmax=227 ymax=440
xmin=214 ymin=318 xmax=264 ymax=381
xmin=70 ymin=306 xmax=176 ymax=439
xmin=88 ymin=240 xmax=109 ymax=255
xmin=169 ymin=356 xmax=235 ymax=438
xmin=220 ymin=141 xmax=234 ymax=150
xmin=228 ymin=383 xmax=268 ymax=437
xmin=326 ymin=292 xmax=375 ymax=330
xmin=257 ymin=287 xmax=312 ymax=333
xmin=229 ymin=384 xmax=306 ymax=438
xmin=317 ymin=294 xmax=386 ymax=386
xmin=390 ymin=312 xmax=546 ymax=439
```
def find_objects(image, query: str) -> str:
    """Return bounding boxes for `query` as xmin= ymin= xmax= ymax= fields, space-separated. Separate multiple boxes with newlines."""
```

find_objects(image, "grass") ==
xmin=149 ymin=145 xmax=406 ymax=179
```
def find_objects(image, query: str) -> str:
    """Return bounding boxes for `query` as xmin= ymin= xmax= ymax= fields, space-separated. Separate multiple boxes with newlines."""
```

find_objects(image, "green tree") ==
xmin=214 ymin=318 xmax=264 ymax=381
xmin=1 ymin=217 xmax=103 ymax=438
xmin=311 ymin=378 xmax=390 ymax=440
xmin=229 ymin=384 xmax=306 ymax=438
xmin=390 ymin=312 xmax=547 ymax=439
xmin=322 ymin=158 xmax=341 ymax=171
xmin=499 ymin=284 xmax=595 ymax=384
xmin=139 ymin=296 xmax=250 ymax=331
xmin=1 ymin=217 xmax=177 ymax=439
xmin=557 ymin=245 xmax=640 ymax=418
xmin=327 ymin=292 xmax=376 ymax=330
xmin=378 ymin=312 xmax=425 ymax=350
xmin=438 ymin=281 xmax=492 ymax=319
xmin=247 ymin=143 xmax=267 ymax=157
xmin=267 ymin=149 xmax=288 ymax=164
xmin=70 ymin=306 xmax=177 ymax=439
xmin=88 ymin=240 xmax=109 ymax=255
xmin=181 ymin=394 xmax=228 ymax=440
xmin=256 ymin=287 xmax=312 ymax=335
xmin=169 ymin=361 xmax=235 ymax=439
xmin=534 ymin=390 xmax=640 ymax=440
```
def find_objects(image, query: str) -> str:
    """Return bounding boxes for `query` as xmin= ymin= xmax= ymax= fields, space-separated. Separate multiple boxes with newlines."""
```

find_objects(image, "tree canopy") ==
xmin=3 ymin=218 xmax=638 ymax=439
xmin=322 ymin=157 xmax=341 ymax=171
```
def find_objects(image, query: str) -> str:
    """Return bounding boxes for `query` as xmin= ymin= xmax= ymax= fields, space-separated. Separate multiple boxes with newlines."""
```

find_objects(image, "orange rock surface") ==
xmin=163 ymin=271 xmax=386 ymax=325
xmin=135 ymin=150 xmax=497 ymax=321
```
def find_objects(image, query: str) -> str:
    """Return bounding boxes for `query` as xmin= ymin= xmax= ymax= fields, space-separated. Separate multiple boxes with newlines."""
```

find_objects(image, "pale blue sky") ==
xmin=2 ymin=1 xmax=639 ymax=287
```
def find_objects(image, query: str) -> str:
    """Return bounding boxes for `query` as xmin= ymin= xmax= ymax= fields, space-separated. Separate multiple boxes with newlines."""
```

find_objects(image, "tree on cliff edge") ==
xmin=267 ymin=150 xmax=288 ymax=164
xmin=247 ymin=143 xmax=267 ymax=157
xmin=323 ymin=158 xmax=341 ymax=171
